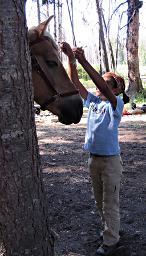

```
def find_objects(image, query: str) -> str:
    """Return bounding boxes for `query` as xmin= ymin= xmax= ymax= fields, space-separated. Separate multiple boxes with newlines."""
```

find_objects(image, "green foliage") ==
xmin=77 ymin=65 xmax=90 ymax=81
xmin=135 ymin=87 xmax=146 ymax=104
xmin=118 ymin=46 xmax=126 ymax=65
xmin=78 ymin=63 xmax=146 ymax=104
xmin=77 ymin=64 xmax=100 ymax=81
xmin=139 ymin=41 xmax=146 ymax=65
xmin=79 ymin=78 xmax=95 ymax=88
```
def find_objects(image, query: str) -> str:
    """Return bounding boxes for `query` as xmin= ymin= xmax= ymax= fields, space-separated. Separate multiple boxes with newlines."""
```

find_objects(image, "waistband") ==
xmin=90 ymin=153 xmax=118 ymax=157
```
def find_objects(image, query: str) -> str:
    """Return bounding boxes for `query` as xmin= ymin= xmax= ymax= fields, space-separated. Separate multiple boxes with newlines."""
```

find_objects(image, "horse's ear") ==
xmin=36 ymin=15 xmax=54 ymax=36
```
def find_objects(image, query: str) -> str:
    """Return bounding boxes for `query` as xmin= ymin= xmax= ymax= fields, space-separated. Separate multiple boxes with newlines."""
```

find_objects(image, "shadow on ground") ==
xmin=36 ymin=118 xmax=146 ymax=256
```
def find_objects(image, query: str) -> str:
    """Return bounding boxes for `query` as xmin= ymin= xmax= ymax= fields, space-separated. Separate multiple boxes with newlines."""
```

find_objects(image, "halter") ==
xmin=30 ymin=37 xmax=79 ymax=110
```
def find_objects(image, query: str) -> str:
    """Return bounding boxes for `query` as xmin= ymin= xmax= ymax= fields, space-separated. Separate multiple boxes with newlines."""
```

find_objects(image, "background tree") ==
xmin=95 ymin=0 xmax=126 ymax=72
xmin=37 ymin=0 xmax=41 ymax=23
xmin=42 ymin=0 xmax=62 ymax=43
xmin=0 ymin=0 xmax=54 ymax=255
xmin=26 ymin=0 xmax=145 ymax=100
xmin=95 ymin=0 xmax=109 ymax=73
xmin=57 ymin=0 xmax=63 ymax=59
xmin=66 ymin=0 xmax=77 ymax=46
xmin=126 ymin=0 xmax=143 ymax=98
xmin=102 ymin=12 xmax=116 ymax=71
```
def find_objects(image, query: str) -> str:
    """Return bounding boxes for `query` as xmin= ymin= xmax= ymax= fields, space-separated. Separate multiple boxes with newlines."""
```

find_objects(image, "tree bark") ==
xmin=126 ymin=0 xmax=143 ymax=98
xmin=0 ymin=1 xmax=54 ymax=255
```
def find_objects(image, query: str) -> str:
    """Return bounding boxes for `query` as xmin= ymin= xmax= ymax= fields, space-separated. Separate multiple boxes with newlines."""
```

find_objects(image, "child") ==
xmin=61 ymin=42 xmax=125 ymax=256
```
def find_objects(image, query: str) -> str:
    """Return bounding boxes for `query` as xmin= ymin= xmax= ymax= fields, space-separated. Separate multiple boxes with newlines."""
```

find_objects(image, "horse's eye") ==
xmin=45 ymin=60 xmax=58 ymax=68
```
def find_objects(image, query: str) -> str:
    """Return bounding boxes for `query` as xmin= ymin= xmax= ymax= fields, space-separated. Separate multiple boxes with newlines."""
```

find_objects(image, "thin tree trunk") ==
xmin=126 ymin=0 xmax=143 ymax=98
xmin=46 ymin=1 xmax=50 ymax=19
xmin=53 ymin=0 xmax=57 ymax=42
xmin=99 ymin=36 xmax=103 ymax=75
xmin=115 ymin=13 xmax=123 ymax=67
xmin=102 ymin=13 xmax=116 ymax=71
xmin=37 ymin=0 xmax=41 ymax=24
xmin=46 ymin=0 xmax=50 ymax=32
xmin=0 ymin=1 xmax=54 ymax=255
xmin=95 ymin=0 xmax=109 ymax=73
xmin=58 ymin=0 xmax=63 ymax=59
xmin=66 ymin=0 xmax=77 ymax=46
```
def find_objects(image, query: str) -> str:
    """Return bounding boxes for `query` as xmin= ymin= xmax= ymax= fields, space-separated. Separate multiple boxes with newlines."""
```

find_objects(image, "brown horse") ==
xmin=28 ymin=16 xmax=83 ymax=125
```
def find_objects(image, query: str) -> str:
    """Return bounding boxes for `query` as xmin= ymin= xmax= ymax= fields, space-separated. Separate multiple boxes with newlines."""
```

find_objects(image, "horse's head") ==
xmin=28 ymin=16 xmax=83 ymax=125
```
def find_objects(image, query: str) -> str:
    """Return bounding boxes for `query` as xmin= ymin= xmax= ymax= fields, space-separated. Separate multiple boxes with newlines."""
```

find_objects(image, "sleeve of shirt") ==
xmin=84 ymin=92 xmax=100 ymax=108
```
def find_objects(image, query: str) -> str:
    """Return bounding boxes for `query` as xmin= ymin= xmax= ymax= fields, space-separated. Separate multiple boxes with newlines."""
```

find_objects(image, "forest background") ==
xmin=26 ymin=0 xmax=146 ymax=104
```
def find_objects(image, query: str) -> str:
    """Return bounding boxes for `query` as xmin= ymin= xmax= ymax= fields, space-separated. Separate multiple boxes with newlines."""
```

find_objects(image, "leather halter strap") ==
xmin=30 ymin=37 xmax=79 ymax=110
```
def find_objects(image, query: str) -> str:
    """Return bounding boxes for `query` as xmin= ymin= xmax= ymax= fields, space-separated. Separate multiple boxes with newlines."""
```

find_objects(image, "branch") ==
xmin=120 ymin=10 xmax=136 ymax=30
xmin=107 ymin=1 xmax=128 ymax=28
xmin=120 ymin=1 xmax=142 ymax=31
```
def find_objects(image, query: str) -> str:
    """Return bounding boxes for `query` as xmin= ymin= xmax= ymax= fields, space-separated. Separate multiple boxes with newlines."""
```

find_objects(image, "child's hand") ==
xmin=60 ymin=42 xmax=74 ymax=58
xmin=72 ymin=47 xmax=86 ymax=63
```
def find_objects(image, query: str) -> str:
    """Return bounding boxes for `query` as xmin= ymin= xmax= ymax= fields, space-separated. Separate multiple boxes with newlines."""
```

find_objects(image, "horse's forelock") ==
xmin=43 ymin=31 xmax=58 ymax=50
xmin=28 ymin=27 xmax=53 ymax=41
xmin=44 ymin=31 xmax=53 ymax=40
xmin=28 ymin=27 xmax=39 ymax=42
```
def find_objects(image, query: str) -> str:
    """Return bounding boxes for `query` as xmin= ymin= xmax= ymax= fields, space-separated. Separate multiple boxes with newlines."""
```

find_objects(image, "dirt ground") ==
xmin=36 ymin=113 xmax=146 ymax=256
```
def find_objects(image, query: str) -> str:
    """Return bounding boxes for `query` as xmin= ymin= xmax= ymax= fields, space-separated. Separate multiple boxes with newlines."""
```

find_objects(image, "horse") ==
xmin=28 ymin=16 xmax=83 ymax=125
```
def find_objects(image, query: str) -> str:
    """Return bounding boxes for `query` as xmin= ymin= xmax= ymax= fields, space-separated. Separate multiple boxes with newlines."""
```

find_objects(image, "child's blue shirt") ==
xmin=84 ymin=92 xmax=124 ymax=156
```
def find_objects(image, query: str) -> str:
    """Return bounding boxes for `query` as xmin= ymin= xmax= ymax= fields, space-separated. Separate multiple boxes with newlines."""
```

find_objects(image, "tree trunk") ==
xmin=126 ymin=0 xmax=143 ymax=98
xmin=37 ymin=0 xmax=41 ymax=24
xmin=53 ymin=0 xmax=57 ymax=42
xmin=0 ymin=1 xmax=54 ymax=255
xmin=46 ymin=0 xmax=50 ymax=25
xmin=115 ymin=13 xmax=123 ymax=68
xmin=98 ymin=36 xmax=103 ymax=75
xmin=66 ymin=0 xmax=77 ymax=46
xmin=95 ymin=0 xmax=109 ymax=73
xmin=102 ymin=13 xmax=116 ymax=71
xmin=58 ymin=0 xmax=63 ymax=59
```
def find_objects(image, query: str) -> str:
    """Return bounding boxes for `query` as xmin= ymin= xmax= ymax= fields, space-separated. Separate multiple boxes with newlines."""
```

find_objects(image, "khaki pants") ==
xmin=88 ymin=155 xmax=123 ymax=246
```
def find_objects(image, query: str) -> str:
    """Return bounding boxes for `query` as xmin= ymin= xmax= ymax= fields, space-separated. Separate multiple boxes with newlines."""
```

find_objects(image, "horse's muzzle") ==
xmin=58 ymin=98 xmax=83 ymax=125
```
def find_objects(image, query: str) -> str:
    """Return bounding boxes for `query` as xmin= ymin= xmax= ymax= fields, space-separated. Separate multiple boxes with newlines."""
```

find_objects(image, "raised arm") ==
xmin=60 ymin=42 xmax=88 ymax=100
xmin=73 ymin=48 xmax=117 ymax=109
